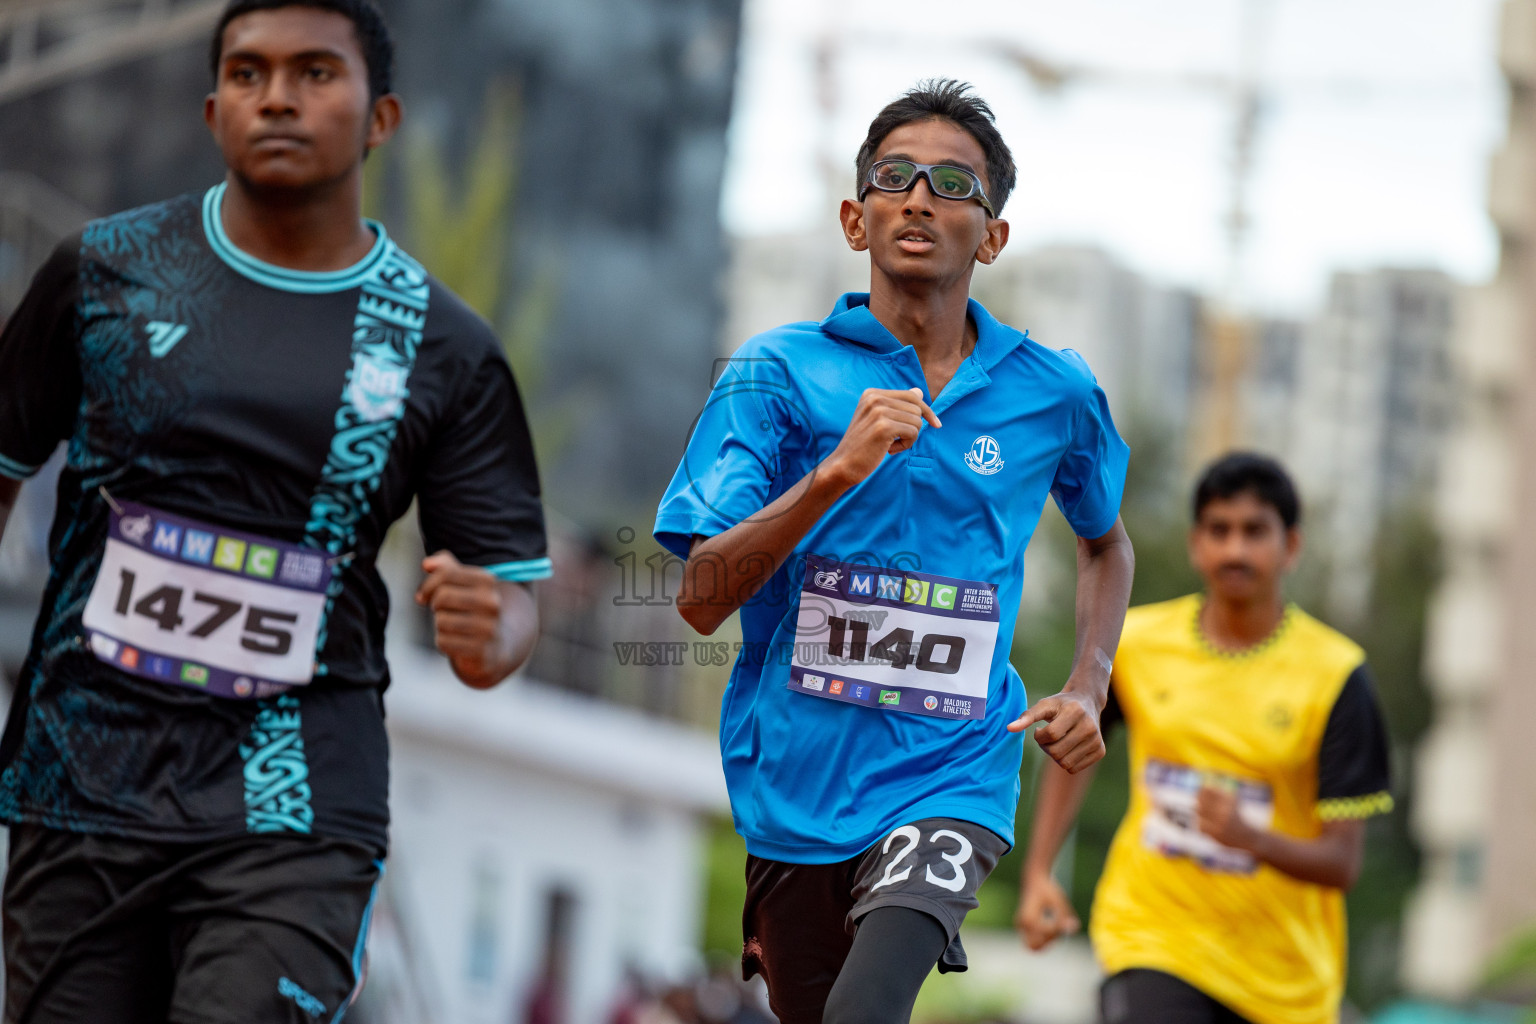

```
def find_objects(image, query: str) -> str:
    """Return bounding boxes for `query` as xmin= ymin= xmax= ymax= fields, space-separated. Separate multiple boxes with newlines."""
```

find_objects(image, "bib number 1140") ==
xmin=826 ymin=615 xmax=965 ymax=675
xmin=110 ymin=569 xmax=298 ymax=655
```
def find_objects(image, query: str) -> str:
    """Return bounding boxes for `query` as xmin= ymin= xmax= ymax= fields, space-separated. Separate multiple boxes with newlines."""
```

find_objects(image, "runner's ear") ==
xmin=974 ymin=217 xmax=1008 ymax=265
xmin=840 ymin=199 xmax=869 ymax=252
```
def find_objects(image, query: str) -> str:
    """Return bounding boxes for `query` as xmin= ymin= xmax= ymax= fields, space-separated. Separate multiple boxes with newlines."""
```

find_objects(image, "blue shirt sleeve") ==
xmin=653 ymin=357 xmax=782 ymax=559
xmin=1049 ymin=351 xmax=1129 ymax=539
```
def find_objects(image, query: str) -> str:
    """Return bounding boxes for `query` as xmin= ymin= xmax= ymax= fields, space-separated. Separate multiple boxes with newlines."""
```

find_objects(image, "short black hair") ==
xmin=210 ymin=0 xmax=394 ymax=99
xmin=1192 ymin=452 xmax=1302 ymax=529
xmin=855 ymin=79 xmax=1018 ymax=217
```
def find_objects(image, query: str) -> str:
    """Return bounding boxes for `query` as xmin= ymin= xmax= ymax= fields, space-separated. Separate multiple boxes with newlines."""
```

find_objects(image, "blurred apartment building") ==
xmin=1281 ymin=269 xmax=1458 ymax=621
xmin=1404 ymin=0 xmax=1536 ymax=998
xmin=0 ymin=1 xmax=744 ymax=1020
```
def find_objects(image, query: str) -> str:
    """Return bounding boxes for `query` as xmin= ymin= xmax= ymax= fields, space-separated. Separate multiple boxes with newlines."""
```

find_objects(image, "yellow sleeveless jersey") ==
xmin=1089 ymin=594 xmax=1393 ymax=1024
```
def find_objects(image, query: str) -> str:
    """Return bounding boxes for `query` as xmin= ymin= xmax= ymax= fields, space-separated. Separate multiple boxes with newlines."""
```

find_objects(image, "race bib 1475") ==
xmin=788 ymin=556 xmax=1001 ymax=720
xmin=81 ymin=499 xmax=331 ymax=699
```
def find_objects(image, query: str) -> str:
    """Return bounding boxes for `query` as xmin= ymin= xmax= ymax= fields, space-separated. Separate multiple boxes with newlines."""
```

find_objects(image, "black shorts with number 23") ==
xmin=741 ymin=817 xmax=1006 ymax=1014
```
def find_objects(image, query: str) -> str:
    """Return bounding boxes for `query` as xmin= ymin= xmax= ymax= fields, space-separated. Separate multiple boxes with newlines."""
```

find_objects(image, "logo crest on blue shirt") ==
xmin=964 ymin=435 xmax=1005 ymax=476
xmin=345 ymin=351 xmax=410 ymax=423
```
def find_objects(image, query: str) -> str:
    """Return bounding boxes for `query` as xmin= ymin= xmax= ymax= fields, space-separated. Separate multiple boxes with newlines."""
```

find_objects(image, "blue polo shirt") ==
xmin=654 ymin=293 xmax=1128 ymax=862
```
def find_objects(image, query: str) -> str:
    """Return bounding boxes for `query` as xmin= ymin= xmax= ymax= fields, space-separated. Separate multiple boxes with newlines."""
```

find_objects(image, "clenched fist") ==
xmin=415 ymin=550 xmax=533 ymax=688
xmin=821 ymin=387 xmax=941 ymax=488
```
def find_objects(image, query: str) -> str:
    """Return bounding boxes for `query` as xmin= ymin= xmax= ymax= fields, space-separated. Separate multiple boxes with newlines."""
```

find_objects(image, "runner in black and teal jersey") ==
xmin=0 ymin=2 xmax=548 ymax=1020
xmin=654 ymin=80 xmax=1136 ymax=1024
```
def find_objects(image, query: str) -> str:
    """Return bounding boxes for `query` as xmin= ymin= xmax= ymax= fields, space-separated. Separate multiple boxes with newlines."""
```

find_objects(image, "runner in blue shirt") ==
xmin=654 ymin=80 xmax=1135 ymax=1024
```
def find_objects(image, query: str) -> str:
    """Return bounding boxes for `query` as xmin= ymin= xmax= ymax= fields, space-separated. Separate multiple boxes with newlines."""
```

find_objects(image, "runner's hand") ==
xmin=415 ymin=550 xmax=509 ymax=680
xmin=822 ymin=387 xmax=940 ymax=487
xmin=1016 ymin=873 xmax=1080 ymax=951
xmin=1196 ymin=784 xmax=1256 ymax=850
xmin=1007 ymin=689 xmax=1105 ymax=773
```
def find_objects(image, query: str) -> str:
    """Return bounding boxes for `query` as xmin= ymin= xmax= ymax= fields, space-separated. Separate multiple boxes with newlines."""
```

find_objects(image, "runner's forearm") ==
xmin=1243 ymin=819 xmax=1365 ymax=890
xmin=678 ymin=460 xmax=856 ymax=635
xmin=1023 ymin=758 xmax=1098 ymax=882
xmin=0 ymin=476 xmax=17 ymax=545
xmin=1064 ymin=517 xmax=1134 ymax=706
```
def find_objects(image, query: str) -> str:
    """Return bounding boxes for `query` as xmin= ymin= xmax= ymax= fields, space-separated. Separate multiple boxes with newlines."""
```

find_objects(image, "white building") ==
xmin=356 ymin=641 xmax=729 ymax=1024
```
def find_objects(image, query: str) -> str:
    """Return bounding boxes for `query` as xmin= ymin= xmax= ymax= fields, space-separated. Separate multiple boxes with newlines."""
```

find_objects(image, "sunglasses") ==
xmin=858 ymin=159 xmax=995 ymax=217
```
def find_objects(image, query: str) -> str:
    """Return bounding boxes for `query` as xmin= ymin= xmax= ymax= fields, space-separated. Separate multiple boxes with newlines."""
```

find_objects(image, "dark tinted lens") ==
xmin=930 ymin=166 xmax=977 ymax=198
xmin=872 ymin=161 xmax=915 ymax=190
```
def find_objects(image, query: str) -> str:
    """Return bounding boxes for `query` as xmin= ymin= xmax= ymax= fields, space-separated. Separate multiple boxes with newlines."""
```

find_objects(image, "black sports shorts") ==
xmin=1101 ymin=969 xmax=1256 ymax=1024
xmin=741 ymin=817 xmax=1007 ymax=1021
xmin=3 ymin=824 xmax=382 ymax=1024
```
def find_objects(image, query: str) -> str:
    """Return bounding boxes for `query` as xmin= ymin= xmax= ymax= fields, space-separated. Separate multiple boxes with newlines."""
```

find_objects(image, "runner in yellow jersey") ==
xmin=1016 ymin=453 xmax=1393 ymax=1024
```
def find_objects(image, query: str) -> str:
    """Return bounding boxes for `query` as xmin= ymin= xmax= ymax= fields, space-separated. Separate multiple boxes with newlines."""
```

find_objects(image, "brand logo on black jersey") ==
xmin=145 ymin=321 xmax=189 ymax=358
xmin=345 ymin=352 xmax=410 ymax=423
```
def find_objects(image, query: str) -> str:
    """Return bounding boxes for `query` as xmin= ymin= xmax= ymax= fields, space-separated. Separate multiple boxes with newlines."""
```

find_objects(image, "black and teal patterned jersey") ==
xmin=0 ymin=184 xmax=550 ymax=850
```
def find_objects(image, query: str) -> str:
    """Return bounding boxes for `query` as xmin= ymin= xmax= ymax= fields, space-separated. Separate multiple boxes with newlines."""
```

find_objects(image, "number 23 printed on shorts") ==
xmin=870 ymin=825 xmax=975 ymax=894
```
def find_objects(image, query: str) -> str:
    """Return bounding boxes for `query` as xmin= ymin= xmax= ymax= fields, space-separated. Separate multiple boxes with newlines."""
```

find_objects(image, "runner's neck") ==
xmin=1198 ymin=594 xmax=1288 ymax=654
xmin=219 ymin=171 xmax=376 ymax=273
xmin=865 ymin=283 xmax=977 ymax=398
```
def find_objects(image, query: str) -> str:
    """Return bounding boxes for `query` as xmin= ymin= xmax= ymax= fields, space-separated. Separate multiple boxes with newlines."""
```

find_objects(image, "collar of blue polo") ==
xmin=202 ymin=182 xmax=392 ymax=294
xmin=820 ymin=292 xmax=1026 ymax=371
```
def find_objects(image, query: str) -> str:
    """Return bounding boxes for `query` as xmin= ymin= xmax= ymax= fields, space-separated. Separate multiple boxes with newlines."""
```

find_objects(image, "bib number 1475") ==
xmin=109 ymin=569 xmax=298 ymax=655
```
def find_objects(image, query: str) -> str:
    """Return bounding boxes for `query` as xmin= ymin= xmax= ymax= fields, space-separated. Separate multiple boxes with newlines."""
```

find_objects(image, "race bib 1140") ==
xmin=787 ymin=557 xmax=1001 ymax=720
xmin=81 ymin=499 xmax=331 ymax=699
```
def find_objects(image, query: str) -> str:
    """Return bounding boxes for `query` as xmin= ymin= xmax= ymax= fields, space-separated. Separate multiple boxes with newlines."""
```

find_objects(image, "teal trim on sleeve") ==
xmin=202 ymin=184 xmax=392 ymax=294
xmin=486 ymin=557 xmax=552 ymax=582
xmin=0 ymin=451 xmax=39 ymax=480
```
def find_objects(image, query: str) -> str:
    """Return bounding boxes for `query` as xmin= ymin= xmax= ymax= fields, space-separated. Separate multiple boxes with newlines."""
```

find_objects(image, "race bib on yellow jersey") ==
xmin=1140 ymin=758 xmax=1274 ymax=874
xmin=788 ymin=557 xmax=1000 ymax=720
xmin=81 ymin=499 xmax=331 ymax=699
